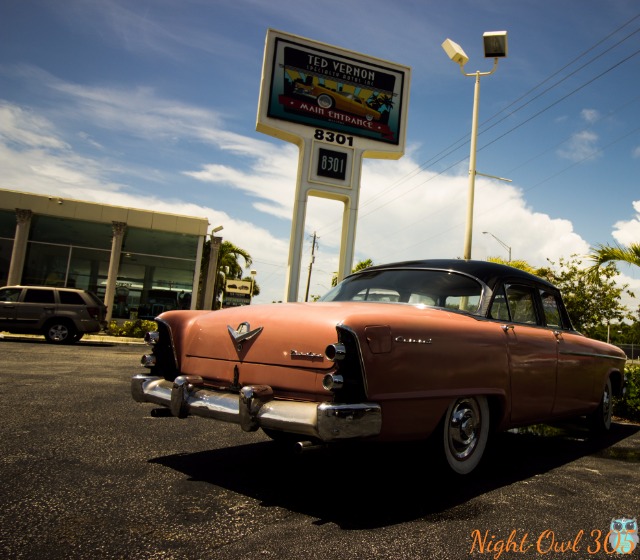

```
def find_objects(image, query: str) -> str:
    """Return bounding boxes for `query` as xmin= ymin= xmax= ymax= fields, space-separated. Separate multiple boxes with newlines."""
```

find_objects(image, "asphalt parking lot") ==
xmin=1 ymin=336 xmax=639 ymax=560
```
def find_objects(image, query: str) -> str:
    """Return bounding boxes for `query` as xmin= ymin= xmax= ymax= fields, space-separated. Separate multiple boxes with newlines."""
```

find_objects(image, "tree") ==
xmin=487 ymin=257 xmax=541 ymax=276
xmin=489 ymin=255 xmax=634 ymax=339
xmin=544 ymin=255 xmax=634 ymax=337
xmin=198 ymin=239 xmax=253 ymax=309
xmin=331 ymin=258 xmax=374 ymax=287
xmin=588 ymin=242 xmax=640 ymax=273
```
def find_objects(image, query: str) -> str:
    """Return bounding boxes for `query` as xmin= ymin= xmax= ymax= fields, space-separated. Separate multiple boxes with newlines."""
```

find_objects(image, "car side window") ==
xmin=489 ymin=285 xmax=511 ymax=321
xmin=59 ymin=291 xmax=85 ymax=305
xmin=23 ymin=289 xmax=55 ymax=304
xmin=540 ymin=290 xmax=563 ymax=328
xmin=505 ymin=284 xmax=539 ymax=325
xmin=0 ymin=288 xmax=23 ymax=302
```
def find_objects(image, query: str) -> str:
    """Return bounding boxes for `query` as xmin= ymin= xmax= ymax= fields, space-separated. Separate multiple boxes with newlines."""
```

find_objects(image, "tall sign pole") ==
xmin=256 ymin=30 xmax=411 ymax=301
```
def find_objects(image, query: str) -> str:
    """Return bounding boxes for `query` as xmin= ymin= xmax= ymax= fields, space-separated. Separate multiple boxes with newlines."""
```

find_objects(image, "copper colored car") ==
xmin=132 ymin=260 xmax=626 ymax=475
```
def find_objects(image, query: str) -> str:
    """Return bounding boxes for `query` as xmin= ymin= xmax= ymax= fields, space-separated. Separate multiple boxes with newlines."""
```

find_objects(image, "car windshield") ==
xmin=319 ymin=269 xmax=484 ymax=314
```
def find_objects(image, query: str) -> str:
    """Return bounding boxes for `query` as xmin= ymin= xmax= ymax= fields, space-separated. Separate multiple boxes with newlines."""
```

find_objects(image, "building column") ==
xmin=202 ymin=235 xmax=222 ymax=310
xmin=7 ymin=209 xmax=33 ymax=285
xmin=104 ymin=221 xmax=127 ymax=324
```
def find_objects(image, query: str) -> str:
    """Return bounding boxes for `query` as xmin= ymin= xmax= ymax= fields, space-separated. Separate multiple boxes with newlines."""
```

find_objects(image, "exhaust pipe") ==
xmin=294 ymin=440 xmax=326 ymax=454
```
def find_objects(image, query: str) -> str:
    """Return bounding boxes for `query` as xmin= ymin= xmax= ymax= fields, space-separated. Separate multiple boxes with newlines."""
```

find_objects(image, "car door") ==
xmin=539 ymin=289 xmax=600 ymax=415
xmin=18 ymin=288 xmax=56 ymax=328
xmin=490 ymin=283 xmax=558 ymax=424
xmin=0 ymin=287 xmax=23 ymax=327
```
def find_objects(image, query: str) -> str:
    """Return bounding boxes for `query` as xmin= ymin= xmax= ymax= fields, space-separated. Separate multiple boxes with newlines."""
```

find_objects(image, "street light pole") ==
xmin=442 ymin=32 xmax=508 ymax=261
xmin=482 ymin=231 xmax=511 ymax=262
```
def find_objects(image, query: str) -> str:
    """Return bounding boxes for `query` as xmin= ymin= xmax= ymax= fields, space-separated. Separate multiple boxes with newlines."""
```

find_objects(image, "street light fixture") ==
xmin=482 ymin=231 xmax=511 ymax=262
xmin=442 ymin=31 xmax=508 ymax=260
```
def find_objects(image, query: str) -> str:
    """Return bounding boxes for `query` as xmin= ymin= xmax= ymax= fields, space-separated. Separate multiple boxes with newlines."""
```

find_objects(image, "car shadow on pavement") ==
xmin=150 ymin=421 xmax=639 ymax=530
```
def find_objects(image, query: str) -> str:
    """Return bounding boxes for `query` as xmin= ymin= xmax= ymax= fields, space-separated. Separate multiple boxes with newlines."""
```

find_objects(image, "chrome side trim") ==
xmin=131 ymin=374 xmax=381 ymax=441
xmin=559 ymin=350 xmax=626 ymax=361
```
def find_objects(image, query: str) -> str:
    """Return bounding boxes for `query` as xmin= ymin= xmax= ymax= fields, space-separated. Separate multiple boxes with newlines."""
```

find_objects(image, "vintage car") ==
xmin=131 ymin=259 xmax=626 ymax=475
xmin=293 ymin=81 xmax=381 ymax=122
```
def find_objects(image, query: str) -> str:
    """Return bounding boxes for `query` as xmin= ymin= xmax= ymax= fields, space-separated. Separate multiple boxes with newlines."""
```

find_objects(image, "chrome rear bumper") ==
xmin=131 ymin=374 xmax=382 ymax=442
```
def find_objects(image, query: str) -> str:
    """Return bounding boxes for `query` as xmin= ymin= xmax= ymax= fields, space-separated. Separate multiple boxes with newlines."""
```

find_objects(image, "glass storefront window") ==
xmin=123 ymin=227 xmax=198 ymax=260
xmin=0 ymin=209 xmax=16 ymax=238
xmin=0 ymin=238 xmax=13 ymax=286
xmin=113 ymin=253 xmax=197 ymax=319
xmin=2 ymin=207 xmax=202 ymax=317
xmin=22 ymin=243 xmax=70 ymax=286
xmin=29 ymin=215 xmax=113 ymax=248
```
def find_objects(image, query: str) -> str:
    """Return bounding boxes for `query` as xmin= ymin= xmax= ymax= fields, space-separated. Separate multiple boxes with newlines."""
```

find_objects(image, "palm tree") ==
xmin=215 ymin=241 xmax=252 ymax=308
xmin=199 ymin=240 xmax=252 ymax=309
xmin=331 ymin=258 xmax=374 ymax=287
xmin=588 ymin=242 xmax=640 ymax=275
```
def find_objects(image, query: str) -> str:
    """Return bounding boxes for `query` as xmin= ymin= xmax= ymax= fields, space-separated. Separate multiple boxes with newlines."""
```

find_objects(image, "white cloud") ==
xmin=0 ymin=74 xmax=631 ymax=305
xmin=556 ymin=130 xmax=599 ymax=162
xmin=612 ymin=200 xmax=640 ymax=247
xmin=580 ymin=109 xmax=600 ymax=123
xmin=0 ymin=102 xmax=69 ymax=150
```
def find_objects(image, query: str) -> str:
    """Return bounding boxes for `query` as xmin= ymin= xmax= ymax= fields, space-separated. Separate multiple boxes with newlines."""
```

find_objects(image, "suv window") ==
xmin=23 ymin=289 xmax=55 ymax=304
xmin=59 ymin=291 xmax=85 ymax=305
xmin=0 ymin=288 xmax=22 ymax=302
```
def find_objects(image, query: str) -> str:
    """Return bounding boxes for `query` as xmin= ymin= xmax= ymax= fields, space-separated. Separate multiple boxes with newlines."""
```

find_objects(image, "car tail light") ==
xmin=141 ymin=354 xmax=156 ymax=368
xmin=322 ymin=373 xmax=344 ymax=391
xmin=87 ymin=306 xmax=100 ymax=319
xmin=144 ymin=331 xmax=159 ymax=345
xmin=325 ymin=343 xmax=346 ymax=361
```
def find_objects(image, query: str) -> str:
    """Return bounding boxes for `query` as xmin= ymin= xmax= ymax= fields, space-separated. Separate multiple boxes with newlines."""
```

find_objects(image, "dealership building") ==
xmin=0 ymin=188 xmax=211 ymax=321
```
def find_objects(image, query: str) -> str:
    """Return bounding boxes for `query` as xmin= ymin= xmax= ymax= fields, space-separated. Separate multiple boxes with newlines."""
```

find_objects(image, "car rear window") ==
xmin=24 ymin=289 xmax=55 ymax=304
xmin=59 ymin=291 xmax=86 ymax=305
xmin=320 ymin=269 xmax=483 ymax=314
xmin=85 ymin=292 xmax=104 ymax=306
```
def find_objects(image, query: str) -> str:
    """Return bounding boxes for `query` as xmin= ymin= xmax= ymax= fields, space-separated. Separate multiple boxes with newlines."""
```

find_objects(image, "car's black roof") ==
xmin=357 ymin=259 xmax=557 ymax=291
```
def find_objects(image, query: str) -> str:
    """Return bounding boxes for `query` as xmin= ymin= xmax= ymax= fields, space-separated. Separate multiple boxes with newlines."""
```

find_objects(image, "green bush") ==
xmin=106 ymin=319 xmax=157 ymax=338
xmin=614 ymin=364 xmax=640 ymax=423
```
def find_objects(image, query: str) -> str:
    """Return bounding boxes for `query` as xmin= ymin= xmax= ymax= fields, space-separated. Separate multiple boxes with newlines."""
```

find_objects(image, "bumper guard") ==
xmin=131 ymin=374 xmax=382 ymax=441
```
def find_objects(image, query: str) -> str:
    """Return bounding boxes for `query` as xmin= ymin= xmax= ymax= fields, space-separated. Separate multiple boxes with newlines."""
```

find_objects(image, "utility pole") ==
xmin=304 ymin=231 xmax=317 ymax=302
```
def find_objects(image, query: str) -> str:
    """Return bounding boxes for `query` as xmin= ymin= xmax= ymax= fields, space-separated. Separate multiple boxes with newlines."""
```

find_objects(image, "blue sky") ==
xmin=1 ymin=0 xmax=639 ymax=307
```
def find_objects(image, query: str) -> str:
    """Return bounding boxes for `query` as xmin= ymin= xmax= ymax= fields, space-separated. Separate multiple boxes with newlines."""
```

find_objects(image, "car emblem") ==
xmin=228 ymin=322 xmax=263 ymax=350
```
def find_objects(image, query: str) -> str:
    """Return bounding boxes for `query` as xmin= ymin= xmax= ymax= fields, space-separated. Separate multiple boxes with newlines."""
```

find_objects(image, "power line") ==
xmin=316 ymin=12 xmax=640 ymax=239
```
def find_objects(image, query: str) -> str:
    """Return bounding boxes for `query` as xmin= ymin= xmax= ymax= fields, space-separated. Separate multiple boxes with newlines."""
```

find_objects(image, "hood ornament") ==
xmin=228 ymin=322 xmax=263 ymax=351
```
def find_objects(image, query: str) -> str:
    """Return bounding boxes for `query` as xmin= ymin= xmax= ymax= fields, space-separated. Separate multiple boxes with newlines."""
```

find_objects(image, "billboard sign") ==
xmin=258 ymin=30 xmax=410 ymax=156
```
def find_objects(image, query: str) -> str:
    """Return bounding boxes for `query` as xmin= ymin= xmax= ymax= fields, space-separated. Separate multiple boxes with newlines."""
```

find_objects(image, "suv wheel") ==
xmin=44 ymin=320 xmax=78 ymax=344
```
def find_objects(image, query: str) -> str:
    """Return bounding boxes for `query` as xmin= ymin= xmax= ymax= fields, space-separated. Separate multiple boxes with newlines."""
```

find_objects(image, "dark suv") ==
xmin=0 ymin=286 xmax=107 ymax=344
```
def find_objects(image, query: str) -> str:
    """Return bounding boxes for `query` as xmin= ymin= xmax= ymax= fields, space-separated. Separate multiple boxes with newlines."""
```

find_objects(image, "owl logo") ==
xmin=609 ymin=518 xmax=638 ymax=554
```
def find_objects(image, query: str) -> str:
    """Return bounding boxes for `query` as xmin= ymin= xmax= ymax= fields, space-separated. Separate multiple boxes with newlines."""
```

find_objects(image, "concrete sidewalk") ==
xmin=0 ymin=332 xmax=145 ymax=345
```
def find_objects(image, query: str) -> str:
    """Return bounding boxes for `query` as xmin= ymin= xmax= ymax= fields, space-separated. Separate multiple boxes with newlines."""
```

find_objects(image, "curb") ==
xmin=1 ymin=332 xmax=145 ymax=345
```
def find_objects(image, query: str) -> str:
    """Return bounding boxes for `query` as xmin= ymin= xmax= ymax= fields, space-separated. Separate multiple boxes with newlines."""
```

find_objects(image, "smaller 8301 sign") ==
xmin=317 ymin=148 xmax=348 ymax=181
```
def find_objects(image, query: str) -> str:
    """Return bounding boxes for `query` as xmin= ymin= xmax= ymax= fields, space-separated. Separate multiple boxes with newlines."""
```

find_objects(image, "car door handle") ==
xmin=501 ymin=324 xmax=514 ymax=332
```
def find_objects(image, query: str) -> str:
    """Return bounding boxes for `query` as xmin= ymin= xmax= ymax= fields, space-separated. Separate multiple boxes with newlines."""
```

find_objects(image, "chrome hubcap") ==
xmin=448 ymin=398 xmax=481 ymax=460
xmin=602 ymin=386 xmax=611 ymax=422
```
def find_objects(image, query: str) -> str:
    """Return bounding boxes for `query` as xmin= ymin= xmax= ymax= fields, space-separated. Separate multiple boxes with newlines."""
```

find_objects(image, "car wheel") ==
xmin=44 ymin=320 xmax=77 ymax=344
xmin=317 ymin=94 xmax=334 ymax=109
xmin=442 ymin=395 xmax=489 ymax=475
xmin=588 ymin=377 xmax=612 ymax=433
